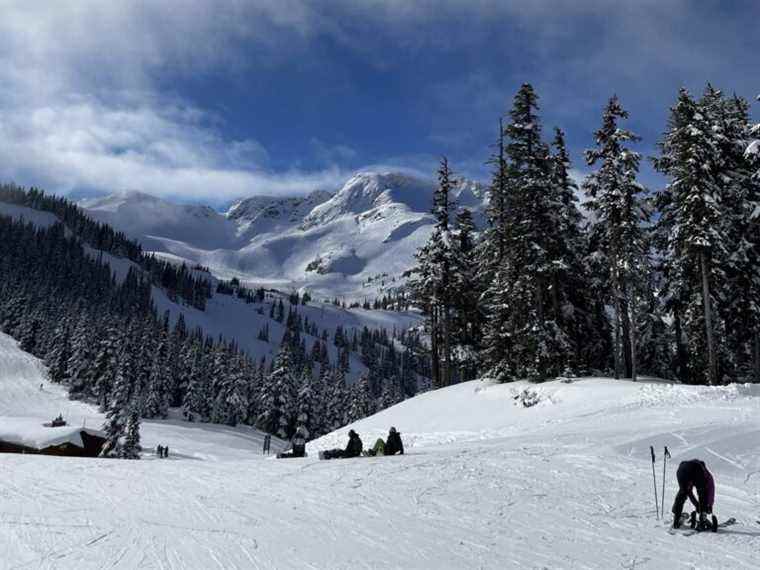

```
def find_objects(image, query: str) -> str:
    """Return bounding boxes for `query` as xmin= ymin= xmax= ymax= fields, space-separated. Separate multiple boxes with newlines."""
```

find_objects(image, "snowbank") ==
xmin=310 ymin=377 xmax=760 ymax=454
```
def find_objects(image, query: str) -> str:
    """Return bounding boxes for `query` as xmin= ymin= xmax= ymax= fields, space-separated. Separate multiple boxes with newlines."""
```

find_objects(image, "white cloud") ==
xmin=0 ymin=1 xmax=754 ymax=202
xmin=0 ymin=1 xmax=346 ymax=201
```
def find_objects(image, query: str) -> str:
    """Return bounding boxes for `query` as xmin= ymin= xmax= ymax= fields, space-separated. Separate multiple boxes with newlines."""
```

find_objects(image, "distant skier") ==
xmin=164 ymin=446 xmax=169 ymax=458
xmin=320 ymin=430 xmax=363 ymax=460
xmin=156 ymin=445 xmax=163 ymax=458
xmin=671 ymin=459 xmax=715 ymax=529
xmin=278 ymin=427 xmax=307 ymax=458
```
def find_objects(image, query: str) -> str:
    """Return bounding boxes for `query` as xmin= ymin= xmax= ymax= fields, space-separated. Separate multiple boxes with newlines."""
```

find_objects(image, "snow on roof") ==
xmin=0 ymin=418 xmax=104 ymax=450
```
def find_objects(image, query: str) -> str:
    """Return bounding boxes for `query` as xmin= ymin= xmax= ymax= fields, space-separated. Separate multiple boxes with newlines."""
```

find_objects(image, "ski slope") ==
xmin=2 ymin=332 xmax=760 ymax=569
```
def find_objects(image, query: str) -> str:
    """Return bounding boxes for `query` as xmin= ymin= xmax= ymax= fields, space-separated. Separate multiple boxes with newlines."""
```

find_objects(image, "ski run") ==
xmin=1 ymin=331 xmax=759 ymax=569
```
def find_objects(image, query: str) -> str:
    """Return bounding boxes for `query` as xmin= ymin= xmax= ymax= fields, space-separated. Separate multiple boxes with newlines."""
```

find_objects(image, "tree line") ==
xmin=0 ymin=207 xmax=427 ymax=458
xmin=411 ymin=83 xmax=760 ymax=387
xmin=0 ymin=184 xmax=212 ymax=310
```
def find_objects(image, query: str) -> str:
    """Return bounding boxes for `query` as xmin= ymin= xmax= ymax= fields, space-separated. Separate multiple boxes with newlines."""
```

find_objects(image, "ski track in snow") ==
xmin=2 ymin=333 xmax=760 ymax=569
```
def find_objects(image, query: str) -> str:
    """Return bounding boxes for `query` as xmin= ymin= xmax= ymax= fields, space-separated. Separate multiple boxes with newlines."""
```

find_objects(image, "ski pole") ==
xmin=650 ymin=446 xmax=659 ymax=519
xmin=661 ymin=446 xmax=670 ymax=519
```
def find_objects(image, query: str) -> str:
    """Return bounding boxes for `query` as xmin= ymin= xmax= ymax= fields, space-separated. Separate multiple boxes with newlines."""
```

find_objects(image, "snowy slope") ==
xmin=79 ymin=171 xmax=488 ymax=300
xmin=0 ymin=202 xmax=60 ymax=229
xmin=0 ymin=331 xmax=287 ymax=460
xmin=2 ymin=331 xmax=759 ymax=569
xmin=0 ymin=197 xmax=423 ymax=378
xmin=80 ymin=190 xmax=238 ymax=250
xmin=228 ymin=190 xmax=332 ymax=239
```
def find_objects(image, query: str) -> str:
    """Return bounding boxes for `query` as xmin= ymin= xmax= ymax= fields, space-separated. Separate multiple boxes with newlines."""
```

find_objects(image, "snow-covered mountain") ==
xmin=81 ymin=190 xmax=237 ymax=250
xmin=228 ymin=190 xmax=332 ymax=238
xmin=79 ymin=171 xmax=488 ymax=300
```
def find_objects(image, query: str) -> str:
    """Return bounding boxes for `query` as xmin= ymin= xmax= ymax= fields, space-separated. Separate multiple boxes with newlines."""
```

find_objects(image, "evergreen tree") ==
xmin=482 ymin=84 xmax=571 ymax=381
xmin=408 ymin=157 xmax=457 ymax=387
xmin=121 ymin=404 xmax=142 ymax=460
xmin=450 ymin=208 xmax=481 ymax=380
xmin=653 ymin=86 xmax=756 ymax=384
xmin=100 ymin=342 xmax=136 ymax=458
xmin=583 ymin=95 xmax=649 ymax=381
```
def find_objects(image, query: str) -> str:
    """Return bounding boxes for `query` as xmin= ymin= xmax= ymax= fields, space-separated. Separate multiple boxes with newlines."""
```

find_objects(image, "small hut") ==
xmin=0 ymin=418 xmax=106 ymax=457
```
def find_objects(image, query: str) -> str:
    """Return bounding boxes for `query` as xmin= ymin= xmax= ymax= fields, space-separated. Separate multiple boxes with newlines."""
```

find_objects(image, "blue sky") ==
xmin=0 ymin=1 xmax=757 ymax=205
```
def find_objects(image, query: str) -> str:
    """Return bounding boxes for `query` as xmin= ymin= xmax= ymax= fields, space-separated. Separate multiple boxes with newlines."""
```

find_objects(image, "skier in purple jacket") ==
xmin=671 ymin=459 xmax=715 ymax=529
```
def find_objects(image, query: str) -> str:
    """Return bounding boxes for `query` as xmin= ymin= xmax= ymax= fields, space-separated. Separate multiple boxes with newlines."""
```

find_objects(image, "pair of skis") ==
xmin=668 ymin=513 xmax=737 ymax=536
xmin=649 ymin=445 xmax=670 ymax=520
xmin=652 ymin=447 xmax=737 ymax=535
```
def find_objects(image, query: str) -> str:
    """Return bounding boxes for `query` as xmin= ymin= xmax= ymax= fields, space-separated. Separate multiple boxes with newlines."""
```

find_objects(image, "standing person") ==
xmin=156 ymin=444 xmax=163 ymax=458
xmin=164 ymin=446 xmax=169 ymax=459
xmin=384 ymin=427 xmax=404 ymax=456
xmin=671 ymin=459 xmax=716 ymax=529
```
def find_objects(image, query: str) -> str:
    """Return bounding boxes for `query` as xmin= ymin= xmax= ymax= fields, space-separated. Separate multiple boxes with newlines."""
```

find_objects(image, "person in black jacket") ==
xmin=384 ymin=427 xmax=404 ymax=456
xmin=343 ymin=430 xmax=363 ymax=458
xmin=320 ymin=430 xmax=363 ymax=460
xmin=277 ymin=427 xmax=307 ymax=459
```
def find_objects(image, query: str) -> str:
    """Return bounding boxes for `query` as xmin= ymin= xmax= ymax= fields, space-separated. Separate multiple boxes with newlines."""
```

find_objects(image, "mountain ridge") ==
xmin=78 ymin=170 xmax=488 ymax=300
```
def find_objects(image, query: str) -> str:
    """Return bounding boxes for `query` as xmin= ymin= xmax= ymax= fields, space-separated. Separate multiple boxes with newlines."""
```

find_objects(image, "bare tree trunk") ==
xmin=674 ymin=305 xmax=688 ymax=384
xmin=613 ymin=292 xmax=622 ymax=381
xmin=551 ymin=273 xmax=561 ymax=322
xmin=700 ymin=251 xmax=717 ymax=385
xmin=619 ymin=298 xmax=633 ymax=379
xmin=430 ymin=304 xmax=440 ymax=389
xmin=442 ymin=304 xmax=452 ymax=387
xmin=610 ymin=256 xmax=622 ymax=380
xmin=536 ymin=275 xmax=546 ymax=378
xmin=627 ymin=283 xmax=637 ymax=382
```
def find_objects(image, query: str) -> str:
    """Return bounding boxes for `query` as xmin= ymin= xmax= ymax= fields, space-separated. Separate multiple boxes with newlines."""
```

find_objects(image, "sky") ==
xmin=0 ymin=1 xmax=758 ymax=206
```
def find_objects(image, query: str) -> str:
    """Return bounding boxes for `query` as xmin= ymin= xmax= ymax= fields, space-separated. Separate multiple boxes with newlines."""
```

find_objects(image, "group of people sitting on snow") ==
xmin=278 ymin=426 xmax=404 ymax=460
xmin=320 ymin=427 xmax=404 ymax=460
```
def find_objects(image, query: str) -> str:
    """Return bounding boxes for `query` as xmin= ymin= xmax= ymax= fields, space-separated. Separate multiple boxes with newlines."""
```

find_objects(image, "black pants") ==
xmin=672 ymin=463 xmax=691 ymax=517
xmin=672 ymin=463 xmax=711 ymax=517
xmin=321 ymin=448 xmax=344 ymax=460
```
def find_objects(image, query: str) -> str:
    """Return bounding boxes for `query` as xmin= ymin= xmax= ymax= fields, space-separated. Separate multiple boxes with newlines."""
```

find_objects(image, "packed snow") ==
xmin=2 ymin=333 xmax=759 ymax=569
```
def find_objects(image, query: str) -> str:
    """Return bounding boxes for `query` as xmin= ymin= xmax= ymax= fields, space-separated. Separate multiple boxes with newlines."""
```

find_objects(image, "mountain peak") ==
xmin=226 ymin=189 xmax=332 ymax=222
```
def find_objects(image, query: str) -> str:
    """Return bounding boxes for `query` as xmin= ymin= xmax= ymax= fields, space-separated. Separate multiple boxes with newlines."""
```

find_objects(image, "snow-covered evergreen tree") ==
xmin=481 ymin=84 xmax=572 ymax=381
xmin=583 ymin=95 xmax=650 ymax=381
xmin=100 ymin=341 xmax=137 ymax=458
xmin=408 ymin=157 xmax=457 ymax=387
xmin=121 ymin=404 xmax=142 ymax=460
xmin=653 ymin=86 xmax=757 ymax=384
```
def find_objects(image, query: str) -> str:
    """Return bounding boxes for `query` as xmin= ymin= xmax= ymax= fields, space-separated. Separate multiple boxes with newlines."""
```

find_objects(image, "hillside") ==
xmin=2 ymin=331 xmax=759 ymax=569
xmin=0 ymin=198 xmax=423 ymax=383
xmin=79 ymin=171 xmax=487 ymax=300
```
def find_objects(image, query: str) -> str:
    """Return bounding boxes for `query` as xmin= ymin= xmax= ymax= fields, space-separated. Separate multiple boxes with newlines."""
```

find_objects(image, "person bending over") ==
xmin=672 ymin=459 xmax=715 ymax=530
